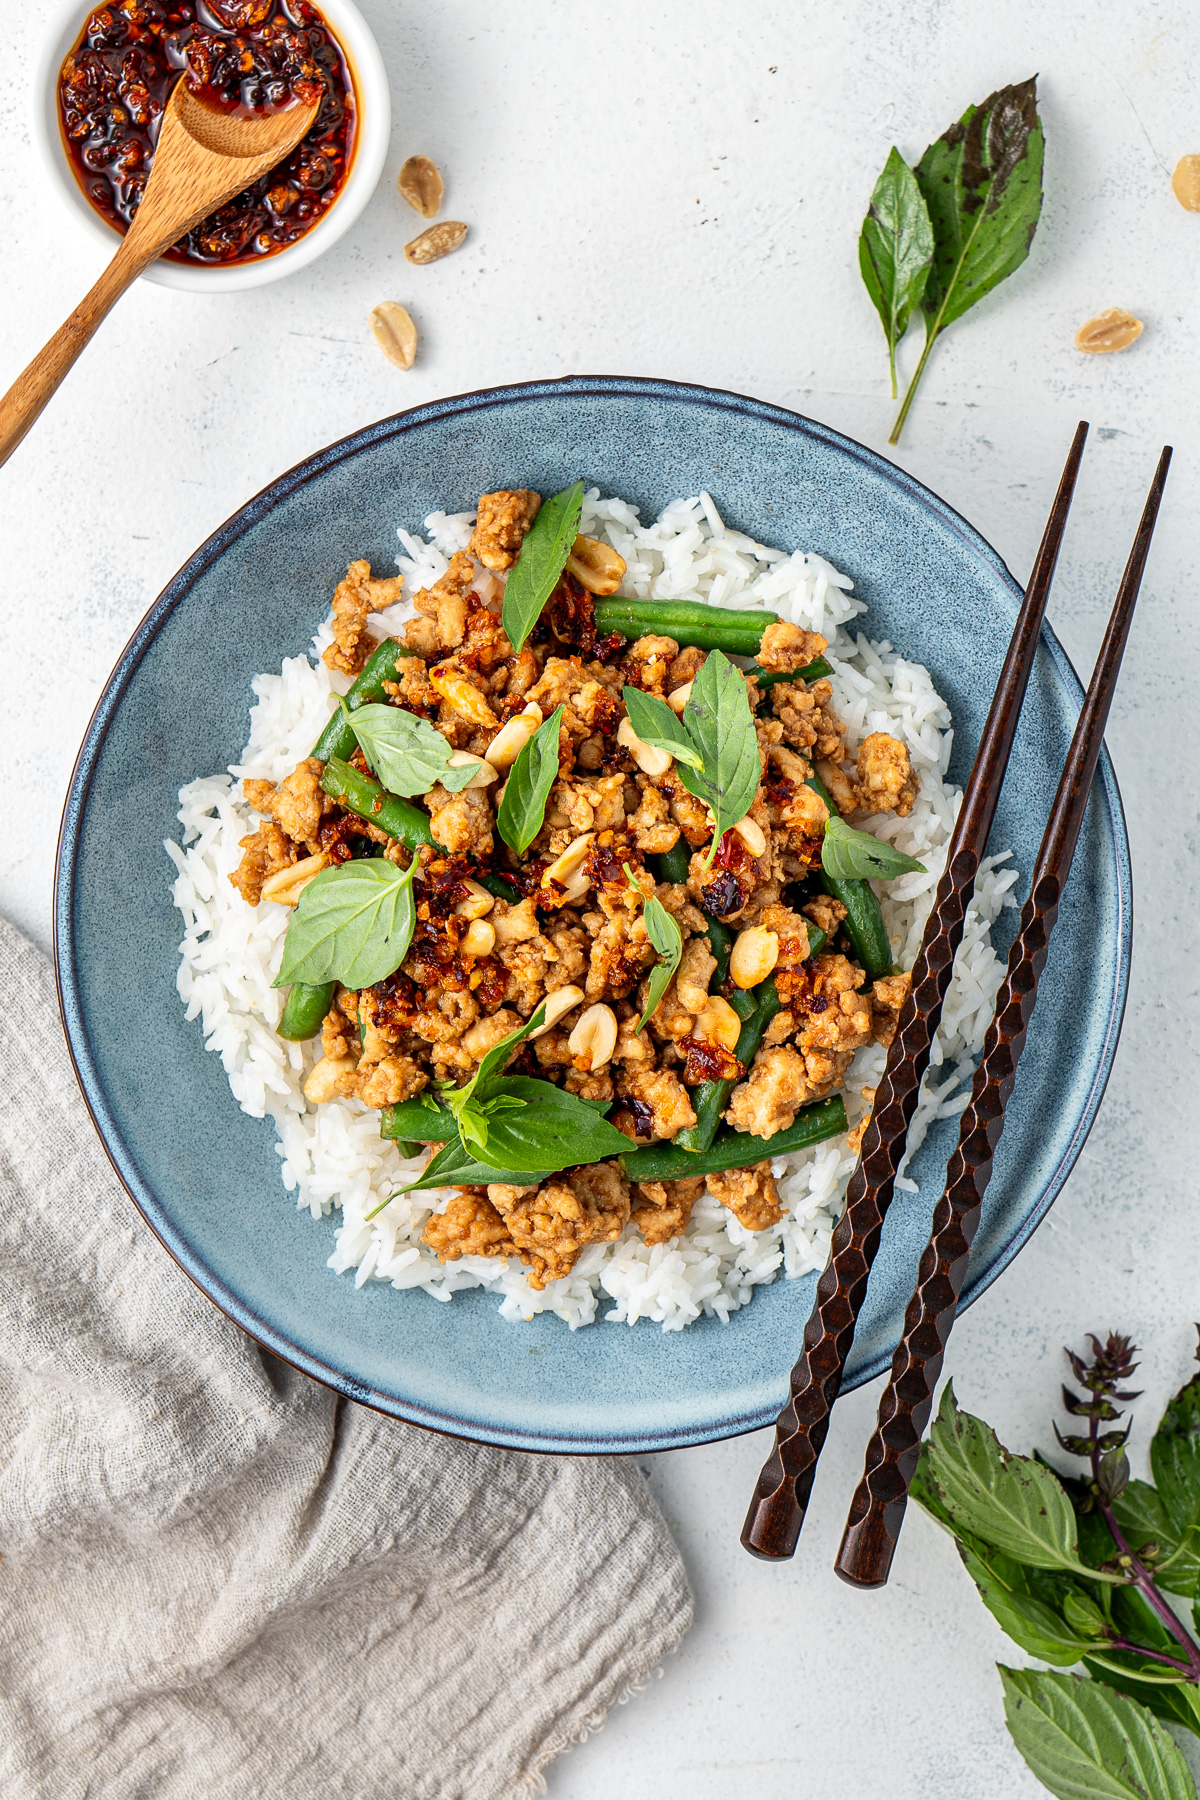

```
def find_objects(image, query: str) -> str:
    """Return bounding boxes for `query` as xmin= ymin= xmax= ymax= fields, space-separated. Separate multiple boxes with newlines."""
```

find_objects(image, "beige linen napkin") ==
xmin=0 ymin=918 xmax=692 ymax=1799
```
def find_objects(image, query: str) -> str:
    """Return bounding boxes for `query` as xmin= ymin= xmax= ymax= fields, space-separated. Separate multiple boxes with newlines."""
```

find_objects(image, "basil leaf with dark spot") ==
xmin=501 ymin=481 xmax=584 ymax=651
xmin=676 ymin=650 xmax=762 ymax=870
xmin=858 ymin=146 xmax=935 ymax=400
xmin=821 ymin=815 xmax=926 ymax=882
xmin=344 ymin=701 xmax=475 ymax=796
xmin=1001 ymin=1668 xmax=1195 ymax=1800
xmin=890 ymin=78 xmax=1044 ymax=444
xmin=275 ymin=859 xmax=417 ymax=990
xmin=496 ymin=705 xmax=565 ymax=855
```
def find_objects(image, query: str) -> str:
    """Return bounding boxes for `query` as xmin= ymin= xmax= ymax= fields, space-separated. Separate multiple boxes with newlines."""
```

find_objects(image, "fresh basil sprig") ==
xmin=626 ymin=864 xmax=683 ymax=1031
xmin=501 ymin=481 xmax=585 ymax=652
xmin=859 ymin=78 xmax=1045 ymax=445
xmin=496 ymin=705 xmax=565 ymax=855
xmin=821 ymin=816 xmax=926 ymax=883
xmin=858 ymin=145 xmax=934 ymax=401
xmin=622 ymin=649 xmax=760 ymax=870
xmin=342 ymin=700 xmax=476 ymax=796
xmin=912 ymin=1334 xmax=1200 ymax=1800
xmin=275 ymin=858 xmax=417 ymax=990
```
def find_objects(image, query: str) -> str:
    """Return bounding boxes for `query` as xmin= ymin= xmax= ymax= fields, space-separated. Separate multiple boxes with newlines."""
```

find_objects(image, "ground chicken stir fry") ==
xmin=233 ymin=489 xmax=918 ymax=1290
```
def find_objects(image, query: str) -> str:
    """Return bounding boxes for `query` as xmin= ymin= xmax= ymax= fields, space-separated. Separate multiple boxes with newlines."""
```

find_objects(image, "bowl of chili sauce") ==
xmin=34 ymin=0 xmax=390 ymax=290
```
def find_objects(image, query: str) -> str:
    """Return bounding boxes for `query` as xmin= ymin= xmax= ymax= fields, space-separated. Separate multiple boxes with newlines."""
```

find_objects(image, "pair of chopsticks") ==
xmin=741 ymin=422 xmax=1172 ymax=1585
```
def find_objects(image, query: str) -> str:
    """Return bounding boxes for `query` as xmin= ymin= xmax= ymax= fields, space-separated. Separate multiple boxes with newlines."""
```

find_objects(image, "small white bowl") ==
xmin=32 ymin=0 xmax=390 ymax=292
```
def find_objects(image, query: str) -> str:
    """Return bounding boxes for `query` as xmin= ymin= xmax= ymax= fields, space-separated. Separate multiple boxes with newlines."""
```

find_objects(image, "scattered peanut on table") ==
xmin=1171 ymin=155 xmax=1200 ymax=212
xmin=397 ymin=154 xmax=444 ymax=218
xmin=1074 ymin=308 xmax=1144 ymax=355
xmin=368 ymin=301 xmax=418 ymax=370
xmin=405 ymin=221 xmax=469 ymax=265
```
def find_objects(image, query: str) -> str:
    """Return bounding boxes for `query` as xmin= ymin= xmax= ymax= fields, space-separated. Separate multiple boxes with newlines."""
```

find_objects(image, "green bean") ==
xmin=649 ymin=838 xmax=692 ymax=884
xmin=705 ymin=916 xmax=733 ymax=985
xmin=804 ymin=773 xmax=893 ymax=981
xmin=593 ymin=597 xmax=778 ymax=654
xmin=751 ymin=655 xmax=833 ymax=690
xmin=311 ymin=638 xmax=408 ymax=763
xmin=276 ymin=981 xmax=336 ymax=1041
xmin=381 ymin=1098 xmax=456 ymax=1142
xmin=480 ymin=872 xmax=522 ymax=905
xmin=320 ymin=758 xmax=436 ymax=849
xmin=621 ymin=1095 xmax=848 ymax=1183
xmin=675 ymin=976 xmax=782 ymax=1155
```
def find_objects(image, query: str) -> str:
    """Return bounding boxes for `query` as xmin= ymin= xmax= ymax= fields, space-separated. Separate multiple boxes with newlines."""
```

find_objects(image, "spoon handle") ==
xmin=0 ymin=230 xmax=157 ymax=471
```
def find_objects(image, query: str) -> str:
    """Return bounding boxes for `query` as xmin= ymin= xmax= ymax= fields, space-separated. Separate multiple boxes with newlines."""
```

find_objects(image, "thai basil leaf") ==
xmin=620 ymin=686 xmax=704 ymax=772
xmin=501 ymin=481 xmax=584 ymax=651
xmin=676 ymin=650 xmax=762 ymax=869
xmin=435 ymin=1000 xmax=549 ymax=1151
xmin=1000 ymin=1668 xmax=1196 ymax=1800
xmin=497 ymin=705 xmax=565 ymax=855
xmin=1149 ymin=1349 xmax=1200 ymax=1581
xmin=275 ymin=859 xmax=416 ymax=990
xmin=890 ymin=78 xmax=1044 ymax=445
xmin=466 ymin=1076 xmax=632 ymax=1172
xmin=397 ymin=1137 xmax=556 ymax=1193
xmin=960 ymin=1543 xmax=1097 ymax=1667
xmin=342 ymin=701 xmax=475 ymax=797
xmin=922 ymin=1384 xmax=1114 ymax=1580
xmin=633 ymin=876 xmax=684 ymax=1033
xmin=821 ymin=815 xmax=927 ymax=882
xmin=1113 ymin=1480 xmax=1200 ymax=1599
xmin=858 ymin=145 xmax=934 ymax=399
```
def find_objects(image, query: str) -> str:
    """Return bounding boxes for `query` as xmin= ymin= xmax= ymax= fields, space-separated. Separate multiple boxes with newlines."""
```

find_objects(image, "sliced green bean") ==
xmin=804 ymin=773 xmax=893 ymax=981
xmin=277 ymin=981 xmax=336 ymax=1041
xmin=705 ymin=916 xmax=733 ymax=985
xmin=649 ymin=838 xmax=692 ymax=884
xmin=381 ymin=1098 xmax=456 ymax=1142
xmin=622 ymin=1096 xmax=848 ymax=1183
xmin=593 ymin=597 xmax=777 ymax=653
xmin=751 ymin=655 xmax=833 ymax=690
xmin=312 ymin=638 xmax=408 ymax=763
xmin=320 ymin=758 xmax=436 ymax=849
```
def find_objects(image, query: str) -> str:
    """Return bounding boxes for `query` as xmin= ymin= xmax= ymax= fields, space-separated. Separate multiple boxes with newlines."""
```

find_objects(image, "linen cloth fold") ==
xmin=0 ymin=918 xmax=692 ymax=1800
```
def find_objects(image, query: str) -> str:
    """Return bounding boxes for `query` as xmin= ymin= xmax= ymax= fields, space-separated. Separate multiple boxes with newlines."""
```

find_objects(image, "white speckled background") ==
xmin=2 ymin=4 xmax=1197 ymax=1795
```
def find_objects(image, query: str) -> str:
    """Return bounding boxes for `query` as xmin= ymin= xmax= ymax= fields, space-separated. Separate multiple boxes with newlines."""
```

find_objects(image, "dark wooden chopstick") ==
xmin=740 ymin=422 xmax=1091 ymax=1562
xmin=834 ymin=444 xmax=1172 ymax=1589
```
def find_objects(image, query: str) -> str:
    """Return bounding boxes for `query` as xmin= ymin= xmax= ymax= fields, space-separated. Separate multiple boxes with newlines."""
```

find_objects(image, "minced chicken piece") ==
xmin=871 ymin=972 xmax=911 ymax=1047
xmin=356 ymin=1054 xmax=428 ymax=1110
xmin=617 ymin=1063 xmax=696 ymax=1140
xmin=424 ymin=1192 xmax=517 ymax=1263
xmin=471 ymin=489 xmax=541 ymax=570
xmin=323 ymin=559 xmax=405 ymax=676
xmin=853 ymin=731 xmax=918 ymax=817
xmin=229 ymin=819 xmax=296 ymax=905
xmin=411 ymin=549 xmax=475 ymax=651
xmin=244 ymin=757 xmax=326 ymax=849
xmin=489 ymin=1164 xmax=631 ymax=1287
xmin=706 ymin=1161 xmax=784 ymax=1231
xmin=424 ymin=784 xmax=494 ymax=857
xmin=770 ymin=677 xmax=846 ymax=765
xmin=631 ymin=1175 xmax=706 ymax=1245
xmin=755 ymin=621 xmax=828 ymax=674
xmin=725 ymin=1044 xmax=819 ymax=1139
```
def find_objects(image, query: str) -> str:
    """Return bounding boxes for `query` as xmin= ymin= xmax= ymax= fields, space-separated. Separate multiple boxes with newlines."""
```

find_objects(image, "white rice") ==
xmin=166 ymin=490 xmax=1018 ymax=1331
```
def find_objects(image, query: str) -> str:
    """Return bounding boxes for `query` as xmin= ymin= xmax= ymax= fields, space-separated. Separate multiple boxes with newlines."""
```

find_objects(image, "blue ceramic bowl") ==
xmin=55 ymin=377 xmax=1130 ymax=1454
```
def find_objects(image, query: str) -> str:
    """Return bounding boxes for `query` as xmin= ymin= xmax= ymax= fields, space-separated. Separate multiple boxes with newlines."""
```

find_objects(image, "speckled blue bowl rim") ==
xmin=54 ymin=375 xmax=1131 ymax=1452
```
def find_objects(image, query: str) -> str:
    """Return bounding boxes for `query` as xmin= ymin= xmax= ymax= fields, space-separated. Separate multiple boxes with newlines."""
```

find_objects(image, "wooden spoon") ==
xmin=0 ymin=80 xmax=319 ymax=469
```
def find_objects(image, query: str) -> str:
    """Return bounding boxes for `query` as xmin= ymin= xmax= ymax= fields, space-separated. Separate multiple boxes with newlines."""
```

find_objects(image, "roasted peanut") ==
xmin=397 ymin=154 xmax=444 ymax=219
xmin=260 ymin=853 xmax=329 ymax=908
xmin=1172 ymin=155 xmax=1200 ymax=211
xmin=617 ymin=714 xmax=673 ymax=777
xmin=730 ymin=926 xmax=779 ymax=989
xmin=492 ymin=897 xmax=539 ymax=944
xmin=568 ymin=1003 xmax=619 ymax=1071
xmin=666 ymin=680 xmax=693 ymax=715
xmin=454 ymin=878 xmax=496 ymax=920
xmin=429 ymin=665 xmax=499 ymax=727
xmin=691 ymin=996 xmax=742 ymax=1051
xmin=486 ymin=703 xmax=544 ymax=768
xmin=368 ymin=302 xmax=417 ymax=370
xmin=447 ymin=750 xmax=498 ymax=788
xmin=461 ymin=919 xmax=497 ymax=957
xmin=303 ymin=1054 xmax=359 ymax=1104
xmin=732 ymin=816 xmax=767 ymax=857
xmin=565 ymin=533 xmax=627 ymax=596
xmin=404 ymin=221 xmax=468 ymax=265
xmin=529 ymin=984 xmax=586 ymax=1038
xmin=1074 ymin=308 xmax=1144 ymax=354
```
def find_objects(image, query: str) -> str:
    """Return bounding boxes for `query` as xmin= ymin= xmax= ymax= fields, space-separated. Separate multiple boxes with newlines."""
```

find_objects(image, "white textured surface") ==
xmin=1 ymin=3 xmax=1197 ymax=1796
